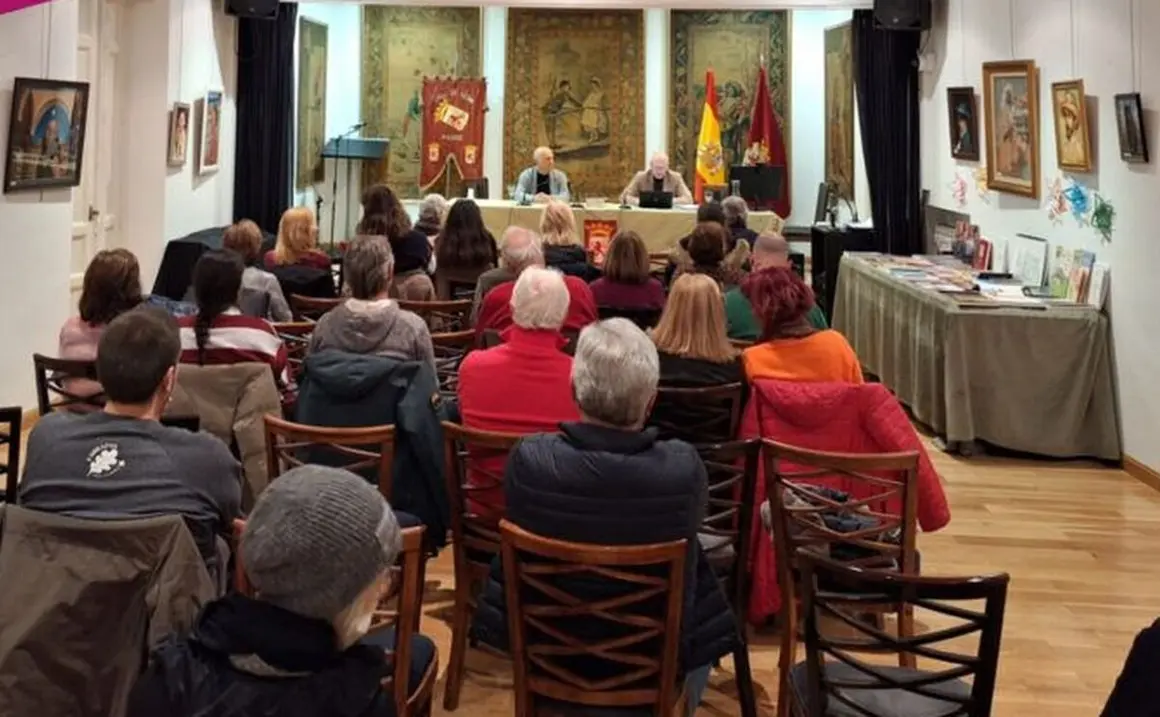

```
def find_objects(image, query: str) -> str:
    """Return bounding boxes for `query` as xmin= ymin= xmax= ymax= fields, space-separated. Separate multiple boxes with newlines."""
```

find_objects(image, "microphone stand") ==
xmin=327 ymin=123 xmax=365 ymax=251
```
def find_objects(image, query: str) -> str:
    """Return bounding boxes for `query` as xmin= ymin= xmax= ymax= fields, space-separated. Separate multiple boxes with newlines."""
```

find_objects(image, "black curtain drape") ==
xmin=852 ymin=10 xmax=922 ymax=255
xmin=233 ymin=3 xmax=297 ymax=234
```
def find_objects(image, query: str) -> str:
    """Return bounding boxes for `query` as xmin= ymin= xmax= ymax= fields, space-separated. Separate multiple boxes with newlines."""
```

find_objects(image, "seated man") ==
xmin=471 ymin=225 xmax=539 ymax=323
xmin=472 ymin=318 xmax=739 ymax=715
xmin=474 ymin=228 xmax=597 ymax=341
xmin=128 ymin=465 xmax=435 ymax=717
xmin=620 ymin=151 xmax=694 ymax=205
xmin=20 ymin=307 xmax=241 ymax=576
xmin=512 ymin=146 xmax=570 ymax=204
xmin=725 ymin=230 xmax=827 ymax=341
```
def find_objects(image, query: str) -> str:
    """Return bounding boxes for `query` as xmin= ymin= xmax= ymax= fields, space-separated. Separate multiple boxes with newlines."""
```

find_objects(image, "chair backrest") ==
xmin=696 ymin=439 xmax=760 ymax=612
xmin=271 ymin=321 xmax=315 ymax=382
xmin=263 ymin=413 xmax=396 ymax=500
xmin=290 ymin=293 xmax=342 ymax=321
xmin=441 ymin=422 xmax=523 ymax=568
xmin=399 ymin=298 xmax=473 ymax=332
xmin=500 ymin=520 xmax=688 ymax=715
xmin=650 ymin=382 xmax=745 ymax=445
xmin=32 ymin=354 xmax=106 ymax=415
xmin=430 ymin=329 xmax=475 ymax=396
xmin=373 ymin=525 xmax=430 ymax=717
xmin=797 ymin=551 xmax=1009 ymax=717
xmin=436 ymin=266 xmax=486 ymax=301
xmin=0 ymin=407 xmax=22 ymax=504
xmin=597 ymin=305 xmax=662 ymax=330
xmin=729 ymin=338 xmax=754 ymax=350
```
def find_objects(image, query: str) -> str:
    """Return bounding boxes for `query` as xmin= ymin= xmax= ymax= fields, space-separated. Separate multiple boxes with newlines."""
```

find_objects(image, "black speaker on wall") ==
xmin=225 ymin=0 xmax=278 ymax=20
xmin=873 ymin=0 xmax=932 ymax=31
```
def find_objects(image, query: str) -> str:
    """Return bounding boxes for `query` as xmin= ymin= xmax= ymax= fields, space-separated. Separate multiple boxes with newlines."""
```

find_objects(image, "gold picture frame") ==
xmin=1050 ymin=79 xmax=1092 ymax=172
xmin=982 ymin=59 xmax=1039 ymax=198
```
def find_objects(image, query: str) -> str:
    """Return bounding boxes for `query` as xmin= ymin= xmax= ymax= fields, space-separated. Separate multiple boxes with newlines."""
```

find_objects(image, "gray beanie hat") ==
xmin=240 ymin=464 xmax=403 ymax=621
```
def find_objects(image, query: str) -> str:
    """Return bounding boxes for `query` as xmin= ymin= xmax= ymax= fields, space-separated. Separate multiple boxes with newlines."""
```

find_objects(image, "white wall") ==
xmin=921 ymin=0 xmax=1156 ymax=468
xmin=0 ymin=0 xmax=79 ymax=410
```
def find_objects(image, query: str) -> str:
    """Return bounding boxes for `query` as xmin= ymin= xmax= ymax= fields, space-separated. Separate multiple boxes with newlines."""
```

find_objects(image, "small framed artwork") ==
xmin=1050 ymin=80 xmax=1092 ymax=172
xmin=3 ymin=77 xmax=91 ymax=193
xmin=946 ymin=87 xmax=980 ymax=161
xmin=167 ymin=102 xmax=190 ymax=167
xmin=1114 ymin=92 xmax=1148 ymax=163
xmin=197 ymin=89 xmax=223 ymax=175
xmin=982 ymin=59 xmax=1040 ymax=198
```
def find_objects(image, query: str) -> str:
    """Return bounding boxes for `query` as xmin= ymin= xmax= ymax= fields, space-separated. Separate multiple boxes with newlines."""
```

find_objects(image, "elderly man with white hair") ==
xmin=471 ymin=225 xmax=545 ymax=322
xmin=725 ymin=230 xmax=827 ymax=341
xmin=472 ymin=318 xmax=739 ymax=716
xmin=620 ymin=151 xmax=694 ymax=205
xmin=512 ymin=146 xmax=570 ymax=204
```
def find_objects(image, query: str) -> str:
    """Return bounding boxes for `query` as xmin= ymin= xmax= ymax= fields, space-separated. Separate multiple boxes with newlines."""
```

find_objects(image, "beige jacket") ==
xmin=620 ymin=169 xmax=694 ymax=205
xmin=0 ymin=506 xmax=214 ymax=717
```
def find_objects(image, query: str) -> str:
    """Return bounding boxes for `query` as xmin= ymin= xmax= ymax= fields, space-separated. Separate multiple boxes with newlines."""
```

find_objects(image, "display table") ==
xmin=832 ymin=253 xmax=1121 ymax=460
xmin=472 ymin=200 xmax=784 ymax=253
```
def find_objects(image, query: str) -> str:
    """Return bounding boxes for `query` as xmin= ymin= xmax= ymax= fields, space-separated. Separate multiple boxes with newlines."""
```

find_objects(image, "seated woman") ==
xmin=666 ymin=202 xmax=750 ymax=285
xmin=434 ymin=198 xmax=498 ymax=298
xmin=415 ymin=194 xmax=449 ymax=274
xmin=264 ymin=207 xmax=331 ymax=271
xmin=741 ymin=266 xmax=863 ymax=383
xmin=127 ymin=465 xmax=434 ymax=717
xmin=672 ymin=221 xmax=747 ymax=289
xmin=308 ymin=235 xmax=435 ymax=372
xmin=222 ymin=219 xmax=293 ymax=322
xmin=540 ymin=200 xmax=601 ymax=283
xmin=358 ymin=184 xmax=431 ymax=277
xmin=722 ymin=195 xmax=759 ymax=247
xmin=648 ymin=273 xmax=744 ymax=443
xmin=178 ymin=250 xmax=289 ymax=386
xmin=588 ymin=230 xmax=666 ymax=314
xmin=357 ymin=213 xmax=435 ymax=302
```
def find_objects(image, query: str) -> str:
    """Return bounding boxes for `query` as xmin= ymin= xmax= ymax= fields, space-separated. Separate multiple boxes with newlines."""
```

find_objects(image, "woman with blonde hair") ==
xmin=539 ymin=199 xmax=600 ymax=282
xmin=264 ymin=207 xmax=331 ymax=271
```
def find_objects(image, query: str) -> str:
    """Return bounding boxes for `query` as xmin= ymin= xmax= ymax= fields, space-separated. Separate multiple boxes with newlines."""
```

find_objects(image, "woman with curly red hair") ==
xmin=739 ymin=266 xmax=863 ymax=383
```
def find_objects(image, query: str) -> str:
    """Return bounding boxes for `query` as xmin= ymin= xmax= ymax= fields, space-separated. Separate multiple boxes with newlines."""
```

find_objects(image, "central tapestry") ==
xmin=504 ymin=10 xmax=645 ymax=199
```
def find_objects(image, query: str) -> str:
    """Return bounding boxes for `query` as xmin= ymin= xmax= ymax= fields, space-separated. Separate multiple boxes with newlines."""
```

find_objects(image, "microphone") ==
xmin=349 ymin=121 xmax=367 ymax=131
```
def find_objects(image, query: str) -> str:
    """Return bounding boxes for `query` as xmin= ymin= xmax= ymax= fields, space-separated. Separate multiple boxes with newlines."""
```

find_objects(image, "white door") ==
xmin=70 ymin=0 xmax=120 ymax=309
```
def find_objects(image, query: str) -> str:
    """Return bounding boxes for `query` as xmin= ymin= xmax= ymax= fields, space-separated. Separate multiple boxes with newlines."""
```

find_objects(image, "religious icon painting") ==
xmin=168 ymin=102 xmax=191 ymax=168
xmin=3 ymin=77 xmax=91 ymax=193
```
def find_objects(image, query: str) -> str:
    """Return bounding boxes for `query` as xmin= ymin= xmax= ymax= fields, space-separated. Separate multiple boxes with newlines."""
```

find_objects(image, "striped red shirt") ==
xmin=178 ymin=310 xmax=289 ymax=385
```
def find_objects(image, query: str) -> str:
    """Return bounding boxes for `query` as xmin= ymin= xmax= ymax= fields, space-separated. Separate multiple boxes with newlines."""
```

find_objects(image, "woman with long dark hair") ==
xmin=435 ymin=199 xmax=497 ymax=271
xmin=356 ymin=184 xmax=431 ymax=276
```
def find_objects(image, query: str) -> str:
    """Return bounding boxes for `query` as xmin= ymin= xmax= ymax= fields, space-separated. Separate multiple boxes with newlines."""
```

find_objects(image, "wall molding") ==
xmin=1124 ymin=454 xmax=1160 ymax=493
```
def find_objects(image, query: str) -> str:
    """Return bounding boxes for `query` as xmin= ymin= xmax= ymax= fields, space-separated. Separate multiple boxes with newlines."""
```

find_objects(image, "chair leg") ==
xmin=442 ymin=580 xmax=473 ymax=711
xmin=898 ymin=603 xmax=917 ymax=669
xmin=775 ymin=625 xmax=796 ymax=717
xmin=732 ymin=636 xmax=758 ymax=717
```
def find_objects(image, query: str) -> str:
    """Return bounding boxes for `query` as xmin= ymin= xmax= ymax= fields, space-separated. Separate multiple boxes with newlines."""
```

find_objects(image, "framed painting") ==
xmin=197 ymin=89 xmax=223 ymax=175
xmin=167 ymin=102 xmax=190 ymax=168
xmin=824 ymin=21 xmax=854 ymax=199
xmin=504 ymin=9 xmax=645 ymax=198
xmin=1114 ymin=92 xmax=1148 ymax=163
xmin=1050 ymin=79 xmax=1092 ymax=172
xmin=297 ymin=18 xmax=328 ymax=190
xmin=946 ymin=86 xmax=980 ymax=161
xmin=982 ymin=60 xmax=1039 ymax=198
xmin=3 ymin=77 xmax=90 ymax=193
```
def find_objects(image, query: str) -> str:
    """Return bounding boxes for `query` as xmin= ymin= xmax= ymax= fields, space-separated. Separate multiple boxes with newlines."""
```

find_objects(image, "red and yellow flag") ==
xmin=694 ymin=70 xmax=725 ymax=204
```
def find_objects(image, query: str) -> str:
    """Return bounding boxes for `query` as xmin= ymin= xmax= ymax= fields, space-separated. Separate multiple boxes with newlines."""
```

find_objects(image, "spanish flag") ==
xmin=694 ymin=70 xmax=725 ymax=204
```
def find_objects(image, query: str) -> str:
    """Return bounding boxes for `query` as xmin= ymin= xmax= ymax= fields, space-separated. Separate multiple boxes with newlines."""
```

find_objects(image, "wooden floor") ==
xmin=419 ymin=442 xmax=1160 ymax=716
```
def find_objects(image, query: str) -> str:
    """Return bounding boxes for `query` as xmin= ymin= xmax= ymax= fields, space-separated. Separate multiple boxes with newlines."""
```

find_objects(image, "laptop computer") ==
xmin=638 ymin=190 xmax=674 ymax=209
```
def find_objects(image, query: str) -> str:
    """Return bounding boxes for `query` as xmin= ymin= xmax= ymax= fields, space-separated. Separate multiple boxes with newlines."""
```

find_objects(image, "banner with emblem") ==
xmin=583 ymin=219 xmax=617 ymax=266
xmin=420 ymin=76 xmax=487 ymax=190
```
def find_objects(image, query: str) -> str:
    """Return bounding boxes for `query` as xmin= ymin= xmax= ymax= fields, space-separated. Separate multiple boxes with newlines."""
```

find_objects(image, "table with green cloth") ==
xmin=831 ymin=252 xmax=1121 ymax=460
xmin=473 ymin=200 xmax=784 ymax=254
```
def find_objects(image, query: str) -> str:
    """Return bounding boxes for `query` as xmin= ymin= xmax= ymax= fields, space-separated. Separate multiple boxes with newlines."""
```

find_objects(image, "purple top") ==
xmin=589 ymin=277 xmax=667 ymax=311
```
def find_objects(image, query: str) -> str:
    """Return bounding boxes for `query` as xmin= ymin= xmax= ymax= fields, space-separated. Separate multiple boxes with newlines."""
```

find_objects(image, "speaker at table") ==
xmin=873 ymin=0 xmax=931 ymax=31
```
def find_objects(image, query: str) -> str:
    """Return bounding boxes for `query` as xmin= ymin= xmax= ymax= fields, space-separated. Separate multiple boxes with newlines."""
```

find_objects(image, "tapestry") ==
xmin=504 ymin=9 xmax=645 ymax=199
xmin=824 ymin=21 xmax=854 ymax=200
xmin=296 ymin=18 xmax=328 ymax=190
xmin=670 ymin=11 xmax=790 ymax=187
xmin=361 ymin=7 xmax=481 ymax=198
xmin=420 ymin=77 xmax=487 ymax=191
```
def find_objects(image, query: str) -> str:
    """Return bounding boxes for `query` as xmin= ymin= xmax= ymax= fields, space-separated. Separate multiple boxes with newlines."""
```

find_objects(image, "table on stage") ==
xmin=472 ymin=200 xmax=785 ymax=253
xmin=832 ymin=252 xmax=1121 ymax=461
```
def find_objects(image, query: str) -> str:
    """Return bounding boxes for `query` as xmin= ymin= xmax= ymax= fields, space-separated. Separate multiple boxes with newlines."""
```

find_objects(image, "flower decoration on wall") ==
xmin=1091 ymin=194 xmax=1116 ymax=243
xmin=1045 ymin=177 xmax=1067 ymax=225
xmin=950 ymin=173 xmax=968 ymax=208
xmin=973 ymin=165 xmax=991 ymax=203
xmin=1062 ymin=178 xmax=1091 ymax=227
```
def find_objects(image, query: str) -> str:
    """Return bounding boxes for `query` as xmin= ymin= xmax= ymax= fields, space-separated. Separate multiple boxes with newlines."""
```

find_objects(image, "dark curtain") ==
xmin=852 ymin=10 xmax=922 ymax=255
xmin=233 ymin=3 xmax=297 ymax=234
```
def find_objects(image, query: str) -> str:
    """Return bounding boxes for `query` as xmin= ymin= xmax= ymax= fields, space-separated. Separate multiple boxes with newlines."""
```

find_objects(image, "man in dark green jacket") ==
xmin=725 ymin=231 xmax=828 ymax=341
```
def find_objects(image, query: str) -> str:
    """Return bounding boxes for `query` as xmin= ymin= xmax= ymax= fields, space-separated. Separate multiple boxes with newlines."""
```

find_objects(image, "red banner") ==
xmin=0 ymin=0 xmax=51 ymax=15
xmin=420 ymin=77 xmax=486 ymax=190
xmin=584 ymin=219 xmax=617 ymax=266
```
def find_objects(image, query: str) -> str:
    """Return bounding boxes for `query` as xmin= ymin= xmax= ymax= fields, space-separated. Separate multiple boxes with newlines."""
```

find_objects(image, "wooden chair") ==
xmin=431 ymin=329 xmax=475 ymax=396
xmin=0 ymin=406 xmax=22 ymax=504
xmin=399 ymin=298 xmax=474 ymax=332
xmin=272 ymin=321 xmax=315 ymax=383
xmin=500 ymin=519 xmax=689 ymax=716
xmin=696 ymin=439 xmax=761 ymax=717
xmin=762 ymin=439 xmax=920 ymax=717
xmin=730 ymin=338 xmax=754 ymax=350
xmin=32 ymin=354 xmax=106 ymax=415
xmin=597 ymin=305 xmax=662 ymax=329
xmin=794 ymin=551 xmax=1009 ymax=717
xmin=440 ymin=421 xmax=524 ymax=711
xmin=263 ymin=413 xmax=396 ymax=501
xmin=290 ymin=293 xmax=341 ymax=321
xmin=436 ymin=267 xmax=487 ymax=301
xmin=650 ymin=382 xmax=745 ymax=445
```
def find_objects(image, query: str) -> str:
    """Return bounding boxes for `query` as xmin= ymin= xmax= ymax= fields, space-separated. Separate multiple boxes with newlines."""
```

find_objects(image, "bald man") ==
xmin=471 ymin=226 xmax=546 ymax=322
xmin=724 ymin=231 xmax=828 ymax=341
xmin=513 ymin=146 xmax=570 ymax=204
xmin=620 ymin=152 xmax=693 ymax=205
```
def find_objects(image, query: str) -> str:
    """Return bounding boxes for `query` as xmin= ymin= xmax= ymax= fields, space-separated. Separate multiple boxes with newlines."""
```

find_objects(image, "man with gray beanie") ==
xmin=127 ymin=465 xmax=435 ymax=717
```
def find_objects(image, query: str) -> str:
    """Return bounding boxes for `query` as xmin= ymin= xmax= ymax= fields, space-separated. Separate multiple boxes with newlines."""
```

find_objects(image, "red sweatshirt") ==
xmin=473 ymin=276 xmax=598 ymax=342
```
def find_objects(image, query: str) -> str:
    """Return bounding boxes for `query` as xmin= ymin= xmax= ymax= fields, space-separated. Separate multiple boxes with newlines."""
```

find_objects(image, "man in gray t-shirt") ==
xmin=19 ymin=307 xmax=241 ymax=570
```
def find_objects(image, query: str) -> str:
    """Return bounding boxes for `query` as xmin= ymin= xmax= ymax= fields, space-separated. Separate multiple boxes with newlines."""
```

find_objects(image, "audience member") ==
xmin=357 ymin=184 xmax=431 ymax=277
xmin=22 ymin=308 xmax=241 ymax=575
xmin=471 ymin=226 xmax=539 ymax=320
xmin=434 ymin=198 xmax=498 ymax=294
xmin=415 ymin=193 xmax=449 ymax=274
xmin=588 ymin=230 xmax=666 ymax=312
xmin=222 ymin=219 xmax=293 ymax=322
xmin=178 ymin=250 xmax=289 ymax=386
xmin=474 ymin=228 xmax=597 ymax=341
xmin=473 ymin=318 xmax=738 ymax=715
xmin=673 ymin=221 xmax=747 ymax=288
xmin=722 ymin=195 xmax=759 ymax=247
xmin=1101 ymin=618 xmax=1160 ymax=717
xmin=264 ymin=207 xmax=331 ymax=271
xmin=740 ymin=266 xmax=863 ymax=383
xmin=540 ymin=200 xmax=601 ymax=282
xmin=128 ymin=465 xmax=432 ymax=717
xmin=726 ymin=231 xmax=826 ymax=341
xmin=308 ymin=235 xmax=435 ymax=371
